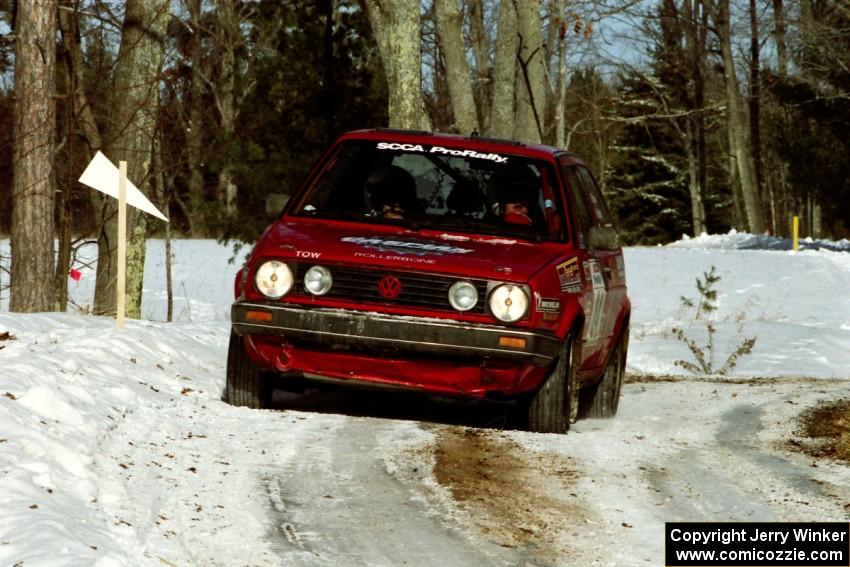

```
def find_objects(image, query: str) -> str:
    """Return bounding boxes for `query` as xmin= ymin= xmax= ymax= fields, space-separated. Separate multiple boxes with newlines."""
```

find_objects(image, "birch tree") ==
xmin=10 ymin=0 xmax=56 ymax=313
xmin=490 ymin=0 xmax=518 ymax=138
xmin=709 ymin=0 xmax=764 ymax=233
xmin=514 ymin=0 xmax=546 ymax=143
xmin=468 ymin=0 xmax=490 ymax=132
xmin=434 ymin=0 xmax=478 ymax=134
xmin=365 ymin=0 xmax=431 ymax=130
xmin=553 ymin=0 xmax=568 ymax=147
xmin=94 ymin=0 xmax=169 ymax=317
xmin=683 ymin=0 xmax=706 ymax=235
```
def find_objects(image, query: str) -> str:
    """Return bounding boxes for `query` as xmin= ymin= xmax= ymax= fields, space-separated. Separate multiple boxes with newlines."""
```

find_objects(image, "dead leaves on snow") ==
xmin=0 ymin=331 xmax=16 ymax=350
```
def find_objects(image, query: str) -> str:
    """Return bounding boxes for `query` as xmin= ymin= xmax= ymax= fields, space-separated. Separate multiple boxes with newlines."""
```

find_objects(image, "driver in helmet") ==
xmin=500 ymin=188 xmax=533 ymax=226
xmin=366 ymin=165 xmax=417 ymax=219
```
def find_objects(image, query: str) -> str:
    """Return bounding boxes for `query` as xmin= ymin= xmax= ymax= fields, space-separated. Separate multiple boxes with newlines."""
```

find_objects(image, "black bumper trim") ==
xmin=231 ymin=302 xmax=560 ymax=364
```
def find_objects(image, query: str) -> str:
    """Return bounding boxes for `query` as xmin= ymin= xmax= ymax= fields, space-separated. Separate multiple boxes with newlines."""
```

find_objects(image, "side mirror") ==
xmin=589 ymin=226 xmax=619 ymax=250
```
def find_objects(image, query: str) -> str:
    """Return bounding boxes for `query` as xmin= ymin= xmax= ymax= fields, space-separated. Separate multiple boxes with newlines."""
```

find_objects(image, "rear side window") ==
xmin=561 ymin=164 xmax=593 ymax=249
xmin=575 ymin=167 xmax=614 ymax=228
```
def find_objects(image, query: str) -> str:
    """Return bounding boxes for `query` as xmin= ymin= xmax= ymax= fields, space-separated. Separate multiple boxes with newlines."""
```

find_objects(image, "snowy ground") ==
xmin=0 ymin=233 xmax=848 ymax=566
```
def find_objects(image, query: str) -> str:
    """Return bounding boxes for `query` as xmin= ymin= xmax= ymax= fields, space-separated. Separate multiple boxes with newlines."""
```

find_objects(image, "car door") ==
xmin=559 ymin=160 xmax=622 ymax=369
xmin=558 ymin=158 xmax=604 ymax=370
xmin=571 ymin=165 xmax=625 ymax=367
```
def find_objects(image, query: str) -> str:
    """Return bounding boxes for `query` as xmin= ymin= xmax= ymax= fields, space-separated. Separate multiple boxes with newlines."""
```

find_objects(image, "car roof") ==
xmin=340 ymin=128 xmax=586 ymax=165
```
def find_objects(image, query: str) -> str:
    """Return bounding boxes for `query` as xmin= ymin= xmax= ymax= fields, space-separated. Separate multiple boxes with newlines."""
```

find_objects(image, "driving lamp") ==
xmin=448 ymin=281 xmax=478 ymax=311
xmin=489 ymin=284 xmax=529 ymax=322
xmin=304 ymin=265 xmax=333 ymax=296
xmin=254 ymin=260 xmax=294 ymax=299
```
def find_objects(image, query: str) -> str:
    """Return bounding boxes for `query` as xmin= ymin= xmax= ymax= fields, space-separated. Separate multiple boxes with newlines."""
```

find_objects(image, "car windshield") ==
xmin=291 ymin=140 xmax=567 ymax=241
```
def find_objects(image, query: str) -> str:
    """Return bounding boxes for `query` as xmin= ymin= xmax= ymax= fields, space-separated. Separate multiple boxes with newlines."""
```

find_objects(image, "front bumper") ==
xmin=231 ymin=301 xmax=560 ymax=365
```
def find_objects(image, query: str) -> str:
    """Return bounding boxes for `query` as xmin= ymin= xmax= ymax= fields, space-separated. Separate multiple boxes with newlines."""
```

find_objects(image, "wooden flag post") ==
xmin=78 ymin=151 xmax=169 ymax=328
xmin=117 ymin=161 xmax=127 ymax=329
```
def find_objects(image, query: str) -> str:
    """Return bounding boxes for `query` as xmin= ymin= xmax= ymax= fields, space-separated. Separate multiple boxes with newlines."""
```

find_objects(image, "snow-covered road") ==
xmin=81 ymin=368 xmax=850 ymax=566
xmin=1 ymin=320 xmax=848 ymax=566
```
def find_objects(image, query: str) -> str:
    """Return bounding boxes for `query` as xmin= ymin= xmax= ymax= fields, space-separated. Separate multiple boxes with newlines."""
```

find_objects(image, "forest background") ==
xmin=0 ymin=0 xmax=848 ymax=315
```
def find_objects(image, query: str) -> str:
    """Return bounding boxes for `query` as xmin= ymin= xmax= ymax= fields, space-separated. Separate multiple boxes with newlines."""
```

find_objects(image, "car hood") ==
xmin=257 ymin=219 xmax=568 ymax=283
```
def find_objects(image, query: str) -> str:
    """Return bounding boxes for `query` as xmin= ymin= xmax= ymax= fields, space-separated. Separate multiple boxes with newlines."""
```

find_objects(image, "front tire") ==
xmin=225 ymin=330 xmax=273 ymax=409
xmin=582 ymin=326 xmax=628 ymax=418
xmin=524 ymin=334 xmax=575 ymax=434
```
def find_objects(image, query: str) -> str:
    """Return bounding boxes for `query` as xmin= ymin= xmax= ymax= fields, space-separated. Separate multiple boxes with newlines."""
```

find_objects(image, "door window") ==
xmin=575 ymin=167 xmax=614 ymax=228
xmin=560 ymin=164 xmax=592 ymax=249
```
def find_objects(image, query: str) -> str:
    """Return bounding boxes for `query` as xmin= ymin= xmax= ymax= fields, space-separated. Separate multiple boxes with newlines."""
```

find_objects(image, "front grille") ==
xmin=296 ymin=265 xmax=489 ymax=314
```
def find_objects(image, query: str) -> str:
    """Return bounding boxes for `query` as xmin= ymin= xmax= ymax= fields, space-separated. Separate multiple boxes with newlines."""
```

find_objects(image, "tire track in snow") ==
xmin=263 ymin=418 xmax=523 ymax=567
xmin=91 ymin=399 xmax=322 ymax=566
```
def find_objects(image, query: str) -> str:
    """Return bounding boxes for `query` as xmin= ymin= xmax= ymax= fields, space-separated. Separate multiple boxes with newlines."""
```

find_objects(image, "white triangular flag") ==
xmin=78 ymin=151 xmax=169 ymax=222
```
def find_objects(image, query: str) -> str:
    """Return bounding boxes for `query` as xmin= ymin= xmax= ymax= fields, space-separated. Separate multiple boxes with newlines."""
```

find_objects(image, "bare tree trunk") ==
xmin=726 ymin=117 xmax=746 ymax=229
xmin=798 ymin=191 xmax=808 ymax=237
xmin=365 ymin=0 xmax=431 ymax=130
xmin=682 ymin=0 xmax=707 ymax=235
xmin=366 ymin=1 xmax=395 ymax=97
xmin=799 ymin=0 xmax=814 ymax=79
xmin=153 ymin=129 xmax=173 ymax=322
xmin=749 ymin=0 xmax=763 ymax=215
xmin=696 ymin=0 xmax=708 ymax=227
xmin=490 ymin=0 xmax=518 ymax=138
xmin=94 ymin=0 xmax=169 ymax=318
xmin=713 ymin=0 xmax=763 ymax=233
xmin=184 ymin=0 xmax=205 ymax=236
xmin=554 ymin=0 xmax=568 ymax=148
xmin=685 ymin=121 xmax=706 ymax=235
xmin=772 ymin=0 xmax=787 ymax=77
xmin=434 ymin=0 xmax=478 ymax=134
xmin=767 ymin=169 xmax=778 ymax=236
xmin=542 ymin=0 xmax=558 ymax=143
xmin=514 ymin=0 xmax=546 ymax=143
xmin=812 ymin=202 xmax=822 ymax=238
xmin=58 ymin=0 xmax=104 ymax=224
xmin=58 ymin=1 xmax=102 ymax=156
xmin=214 ymin=0 xmax=239 ymax=221
xmin=798 ymin=0 xmax=822 ymax=237
xmin=10 ymin=0 xmax=56 ymax=313
xmin=54 ymin=44 xmax=74 ymax=312
xmin=468 ymin=0 xmax=491 ymax=132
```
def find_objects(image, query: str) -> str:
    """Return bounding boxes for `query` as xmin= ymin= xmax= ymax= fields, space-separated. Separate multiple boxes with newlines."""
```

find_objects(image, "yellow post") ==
xmin=792 ymin=215 xmax=799 ymax=251
xmin=117 ymin=161 xmax=127 ymax=329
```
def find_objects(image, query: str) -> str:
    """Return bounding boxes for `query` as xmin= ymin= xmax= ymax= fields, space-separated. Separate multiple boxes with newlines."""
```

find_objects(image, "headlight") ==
xmin=488 ymin=284 xmax=529 ymax=322
xmin=448 ymin=281 xmax=478 ymax=311
xmin=254 ymin=260 xmax=293 ymax=299
xmin=304 ymin=265 xmax=333 ymax=296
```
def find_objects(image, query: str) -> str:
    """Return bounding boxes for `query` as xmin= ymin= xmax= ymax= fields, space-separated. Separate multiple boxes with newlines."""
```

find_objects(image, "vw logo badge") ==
xmin=378 ymin=275 xmax=402 ymax=300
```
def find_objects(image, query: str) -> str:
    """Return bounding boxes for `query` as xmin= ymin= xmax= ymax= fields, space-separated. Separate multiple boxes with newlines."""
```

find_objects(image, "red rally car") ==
xmin=226 ymin=128 xmax=630 ymax=433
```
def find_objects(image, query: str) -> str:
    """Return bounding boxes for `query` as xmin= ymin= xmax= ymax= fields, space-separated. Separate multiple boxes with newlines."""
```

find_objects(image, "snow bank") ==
xmin=670 ymin=229 xmax=850 ymax=252
xmin=626 ymin=243 xmax=850 ymax=378
xmin=0 ymin=313 xmax=231 ymax=565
